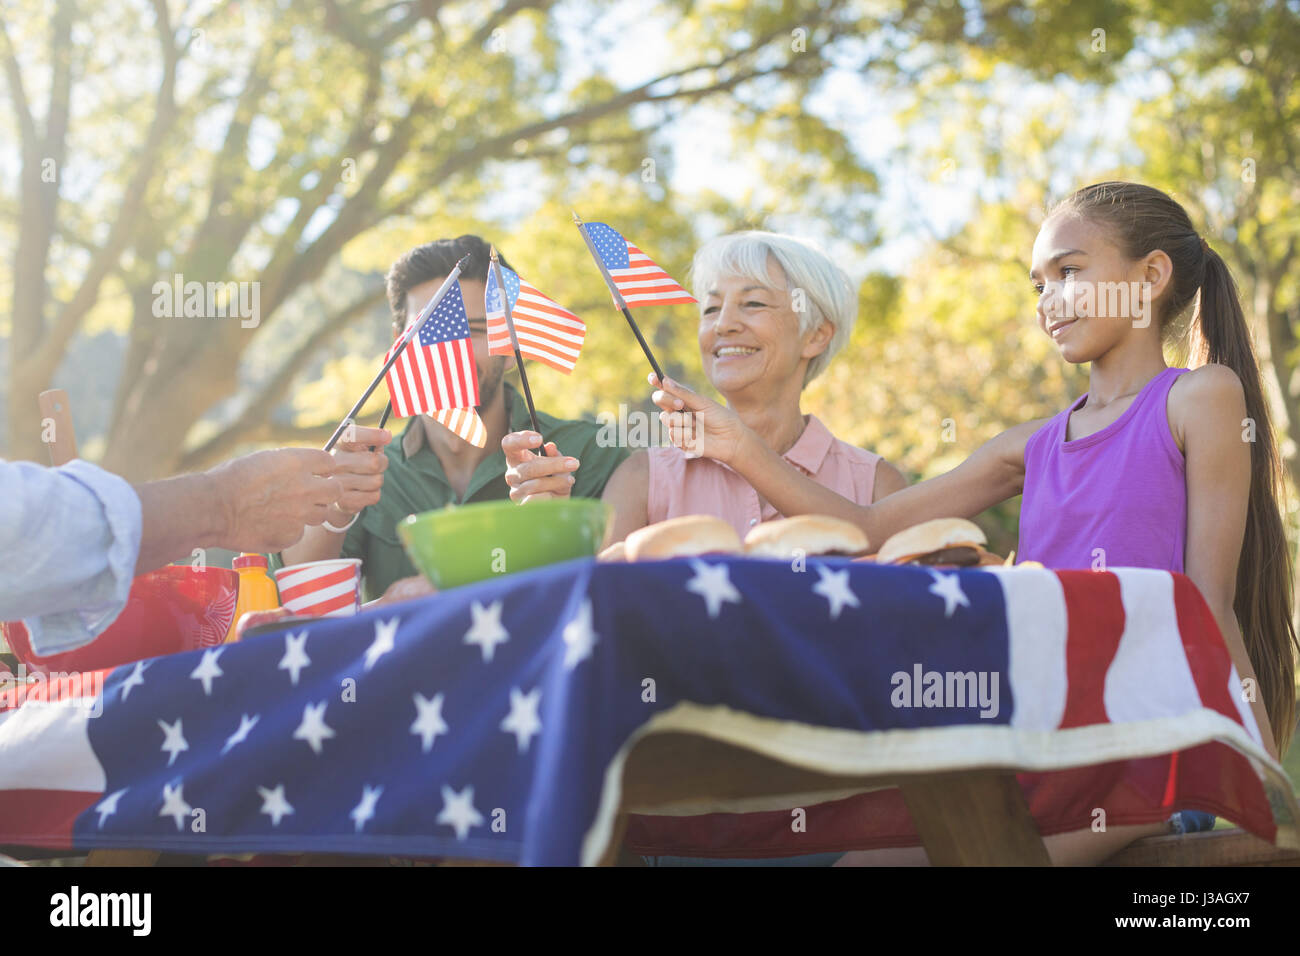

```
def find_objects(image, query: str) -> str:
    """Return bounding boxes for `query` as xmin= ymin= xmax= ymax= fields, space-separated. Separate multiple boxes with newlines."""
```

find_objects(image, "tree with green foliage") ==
xmin=1 ymin=0 xmax=867 ymax=478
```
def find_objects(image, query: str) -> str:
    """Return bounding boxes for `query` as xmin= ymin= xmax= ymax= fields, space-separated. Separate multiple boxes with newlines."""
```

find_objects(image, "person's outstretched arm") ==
xmin=279 ymin=426 xmax=391 ymax=567
xmin=1 ymin=449 xmax=342 ymax=656
xmin=650 ymin=374 xmax=1039 ymax=549
xmin=137 ymin=447 xmax=343 ymax=570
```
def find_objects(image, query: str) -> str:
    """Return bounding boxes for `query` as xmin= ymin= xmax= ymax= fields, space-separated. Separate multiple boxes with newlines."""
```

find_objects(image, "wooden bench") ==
xmin=1103 ymin=827 xmax=1300 ymax=867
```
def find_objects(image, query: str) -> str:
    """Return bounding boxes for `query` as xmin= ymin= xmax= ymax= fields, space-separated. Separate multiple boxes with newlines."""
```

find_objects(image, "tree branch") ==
xmin=470 ymin=0 xmax=553 ymax=49
xmin=250 ymin=55 xmax=385 ymax=312
xmin=252 ymin=93 xmax=428 ymax=321
xmin=229 ymin=420 xmax=358 ymax=449
xmin=177 ymin=284 xmax=387 ymax=470
xmin=181 ymin=41 xmax=275 ymax=278
xmin=45 ymin=0 xmax=74 ymax=161
xmin=380 ymin=27 xmax=833 ymax=218
xmin=0 ymin=14 xmax=38 ymax=147
xmin=238 ymin=7 xmax=830 ymax=345
xmin=24 ymin=0 xmax=183 ymax=390
xmin=3 ymin=4 xmax=55 ymax=362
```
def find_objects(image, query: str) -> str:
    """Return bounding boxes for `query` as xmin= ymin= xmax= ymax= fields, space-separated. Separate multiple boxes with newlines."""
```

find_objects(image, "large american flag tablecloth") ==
xmin=1 ymin=559 xmax=1295 ymax=864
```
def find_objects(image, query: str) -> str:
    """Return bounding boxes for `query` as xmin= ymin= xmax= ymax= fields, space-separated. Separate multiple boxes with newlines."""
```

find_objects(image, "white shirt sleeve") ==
xmin=0 ymin=459 xmax=143 ymax=656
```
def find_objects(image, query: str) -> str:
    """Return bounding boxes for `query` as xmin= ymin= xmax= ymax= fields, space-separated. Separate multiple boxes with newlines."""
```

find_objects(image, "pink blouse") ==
xmin=646 ymin=415 xmax=883 ymax=539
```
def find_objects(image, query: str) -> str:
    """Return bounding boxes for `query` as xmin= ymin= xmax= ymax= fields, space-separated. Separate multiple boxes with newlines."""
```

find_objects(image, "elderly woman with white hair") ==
xmin=499 ymin=230 xmax=904 ymax=866
xmin=591 ymin=230 xmax=906 ymax=542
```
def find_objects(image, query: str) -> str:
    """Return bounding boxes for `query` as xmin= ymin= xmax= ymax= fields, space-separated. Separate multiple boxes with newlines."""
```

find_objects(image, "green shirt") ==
xmin=285 ymin=385 xmax=628 ymax=602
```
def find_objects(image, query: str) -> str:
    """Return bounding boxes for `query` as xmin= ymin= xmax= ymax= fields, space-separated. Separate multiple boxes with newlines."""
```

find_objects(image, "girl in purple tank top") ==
xmin=684 ymin=183 xmax=1297 ymax=866
xmin=848 ymin=183 xmax=1296 ymax=775
xmin=732 ymin=183 xmax=1294 ymax=769
xmin=1018 ymin=365 xmax=1191 ymax=573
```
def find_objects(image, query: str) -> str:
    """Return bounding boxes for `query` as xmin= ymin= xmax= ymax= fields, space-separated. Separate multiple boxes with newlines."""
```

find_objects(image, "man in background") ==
xmin=280 ymin=235 xmax=628 ymax=601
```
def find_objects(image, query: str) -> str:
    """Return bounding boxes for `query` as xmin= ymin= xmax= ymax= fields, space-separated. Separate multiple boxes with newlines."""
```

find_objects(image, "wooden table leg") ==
xmin=900 ymin=772 xmax=1050 ymax=866
xmin=619 ymin=732 xmax=1051 ymax=866
xmin=85 ymin=849 xmax=162 ymax=866
xmin=596 ymin=813 xmax=645 ymax=866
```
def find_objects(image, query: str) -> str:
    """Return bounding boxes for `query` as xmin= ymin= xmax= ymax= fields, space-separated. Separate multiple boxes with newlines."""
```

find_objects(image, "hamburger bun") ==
xmin=624 ymin=515 xmax=743 ymax=562
xmin=743 ymin=515 xmax=869 ymax=558
xmin=877 ymin=518 xmax=988 ymax=566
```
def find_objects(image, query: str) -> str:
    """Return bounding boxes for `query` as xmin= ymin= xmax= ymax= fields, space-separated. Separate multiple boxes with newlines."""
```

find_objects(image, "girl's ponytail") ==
xmin=1193 ymin=243 xmax=1297 ymax=755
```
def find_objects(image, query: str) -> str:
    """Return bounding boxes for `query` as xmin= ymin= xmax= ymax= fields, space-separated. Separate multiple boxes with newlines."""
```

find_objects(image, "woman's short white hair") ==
xmin=691 ymin=231 xmax=857 ymax=388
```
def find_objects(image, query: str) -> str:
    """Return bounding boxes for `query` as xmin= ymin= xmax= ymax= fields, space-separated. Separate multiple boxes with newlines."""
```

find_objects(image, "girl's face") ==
xmin=1029 ymin=214 xmax=1157 ymax=365
xmin=698 ymin=257 xmax=831 ymax=398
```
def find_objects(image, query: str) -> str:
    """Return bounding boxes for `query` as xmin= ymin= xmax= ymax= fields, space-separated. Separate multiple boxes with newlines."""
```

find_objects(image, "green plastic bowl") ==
xmin=398 ymin=498 xmax=612 ymax=590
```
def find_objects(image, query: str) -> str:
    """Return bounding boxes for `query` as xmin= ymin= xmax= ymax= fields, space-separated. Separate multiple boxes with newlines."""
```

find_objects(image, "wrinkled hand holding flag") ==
xmin=383 ymin=279 xmax=486 ymax=447
xmin=484 ymin=265 xmax=586 ymax=373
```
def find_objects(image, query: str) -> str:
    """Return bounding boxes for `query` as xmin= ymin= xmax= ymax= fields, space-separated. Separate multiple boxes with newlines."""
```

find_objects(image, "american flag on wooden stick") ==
xmin=382 ymin=280 xmax=486 ymax=446
xmin=581 ymin=222 xmax=696 ymax=309
xmin=484 ymin=264 xmax=586 ymax=373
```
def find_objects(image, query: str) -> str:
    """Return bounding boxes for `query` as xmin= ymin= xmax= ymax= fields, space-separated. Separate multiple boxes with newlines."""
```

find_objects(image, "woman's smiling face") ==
xmin=699 ymin=256 xmax=829 ymax=398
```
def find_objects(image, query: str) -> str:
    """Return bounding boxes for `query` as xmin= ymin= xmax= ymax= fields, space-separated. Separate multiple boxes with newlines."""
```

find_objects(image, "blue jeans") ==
xmin=1170 ymin=810 xmax=1217 ymax=834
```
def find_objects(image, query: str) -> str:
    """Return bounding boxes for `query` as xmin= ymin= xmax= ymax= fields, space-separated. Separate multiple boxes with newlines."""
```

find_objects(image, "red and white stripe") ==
xmin=486 ymin=278 xmax=586 ymax=373
xmin=625 ymin=568 xmax=1278 ymax=858
xmin=610 ymin=245 xmax=697 ymax=309
xmin=384 ymin=336 xmax=480 ymax=420
xmin=273 ymin=560 xmax=362 ymax=618
xmin=995 ymin=567 xmax=1261 ymax=741
xmin=0 ymin=673 xmax=107 ymax=847
xmin=433 ymin=407 xmax=487 ymax=448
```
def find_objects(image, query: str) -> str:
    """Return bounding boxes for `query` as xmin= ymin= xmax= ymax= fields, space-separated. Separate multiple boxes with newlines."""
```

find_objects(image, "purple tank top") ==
xmin=1018 ymin=367 xmax=1189 ymax=572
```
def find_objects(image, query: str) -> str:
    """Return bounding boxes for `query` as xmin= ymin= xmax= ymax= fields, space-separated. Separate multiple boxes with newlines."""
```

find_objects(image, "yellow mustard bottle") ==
xmin=225 ymin=553 xmax=281 ymax=643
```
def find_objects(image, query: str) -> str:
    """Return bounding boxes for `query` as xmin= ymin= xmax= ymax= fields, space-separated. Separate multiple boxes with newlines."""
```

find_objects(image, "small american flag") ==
xmin=383 ymin=280 xmax=485 ymax=446
xmin=582 ymin=222 xmax=696 ymax=309
xmin=485 ymin=265 xmax=586 ymax=373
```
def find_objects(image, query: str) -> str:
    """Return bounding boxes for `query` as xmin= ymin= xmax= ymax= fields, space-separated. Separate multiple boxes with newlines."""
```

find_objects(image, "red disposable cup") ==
xmin=273 ymin=559 xmax=362 ymax=618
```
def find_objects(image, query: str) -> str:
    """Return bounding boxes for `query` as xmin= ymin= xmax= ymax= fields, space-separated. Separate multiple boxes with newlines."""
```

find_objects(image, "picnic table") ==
xmin=1 ymin=556 xmax=1296 ymax=865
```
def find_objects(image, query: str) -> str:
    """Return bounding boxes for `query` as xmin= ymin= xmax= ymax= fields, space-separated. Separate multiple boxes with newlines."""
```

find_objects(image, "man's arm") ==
xmin=600 ymin=450 xmax=649 ymax=547
xmin=136 ymin=448 xmax=342 ymax=570
xmin=132 ymin=470 xmax=227 ymax=573
xmin=279 ymin=522 xmax=349 ymax=567
xmin=0 ymin=460 xmax=143 ymax=653
xmin=1 ymin=449 xmax=343 ymax=656
xmin=280 ymin=426 xmax=390 ymax=566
